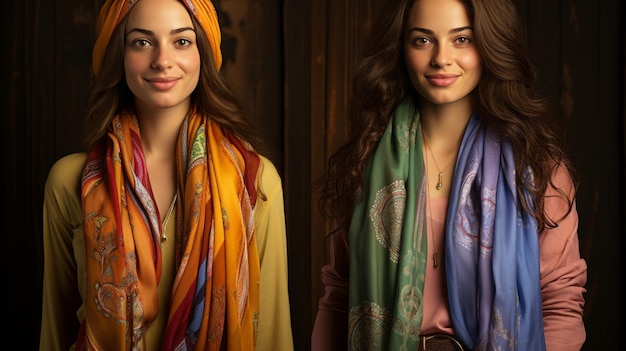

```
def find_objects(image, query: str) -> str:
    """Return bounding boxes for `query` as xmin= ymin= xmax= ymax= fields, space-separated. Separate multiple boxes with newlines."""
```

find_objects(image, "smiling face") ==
xmin=404 ymin=0 xmax=481 ymax=107
xmin=123 ymin=0 xmax=201 ymax=113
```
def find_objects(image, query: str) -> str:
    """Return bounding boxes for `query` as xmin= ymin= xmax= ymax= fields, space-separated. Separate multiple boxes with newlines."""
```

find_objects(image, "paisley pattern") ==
xmin=349 ymin=97 xmax=546 ymax=350
xmin=370 ymin=180 xmax=405 ymax=263
xmin=349 ymin=302 xmax=393 ymax=351
xmin=348 ymin=98 xmax=427 ymax=350
xmin=444 ymin=114 xmax=544 ymax=350
xmin=80 ymin=108 xmax=261 ymax=350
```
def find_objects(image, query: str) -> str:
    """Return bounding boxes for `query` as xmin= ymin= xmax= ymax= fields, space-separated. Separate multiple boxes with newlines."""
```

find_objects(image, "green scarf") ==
xmin=348 ymin=98 xmax=427 ymax=350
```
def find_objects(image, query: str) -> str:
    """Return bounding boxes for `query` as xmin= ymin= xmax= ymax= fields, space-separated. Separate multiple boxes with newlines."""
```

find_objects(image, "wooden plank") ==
xmin=53 ymin=1 xmax=101 ymax=157
xmin=560 ymin=1 xmax=623 ymax=349
xmin=310 ymin=0 xmax=329 ymax=335
xmin=309 ymin=0 xmax=385 ymax=344
xmin=283 ymin=0 xmax=313 ymax=349
xmin=218 ymin=0 xmax=284 ymax=171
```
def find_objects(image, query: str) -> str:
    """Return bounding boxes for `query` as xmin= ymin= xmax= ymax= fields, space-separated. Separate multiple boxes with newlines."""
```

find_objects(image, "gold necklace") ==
xmin=423 ymin=143 xmax=439 ymax=268
xmin=423 ymin=136 xmax=452 ymax=191
xmin=161 ymin=193 xmax=177 ymax=243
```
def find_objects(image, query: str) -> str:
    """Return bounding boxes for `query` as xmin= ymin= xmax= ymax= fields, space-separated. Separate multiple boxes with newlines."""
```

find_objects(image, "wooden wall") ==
xmin=2 ymin=0 xmax=623 ymax=350
xmin=516 ymin=0 xmax=625 ymax=348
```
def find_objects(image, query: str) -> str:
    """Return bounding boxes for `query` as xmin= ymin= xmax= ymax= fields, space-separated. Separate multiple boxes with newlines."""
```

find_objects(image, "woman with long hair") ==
xmin=39 ymin=0 xmax=293 ymax=349
xmin=312 ymin=0 xmax=587 ymax=350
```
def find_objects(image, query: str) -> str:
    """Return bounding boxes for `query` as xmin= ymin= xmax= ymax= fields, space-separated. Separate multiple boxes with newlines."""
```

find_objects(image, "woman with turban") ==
xmin=39 ymin=0 xmax=294 ymax=349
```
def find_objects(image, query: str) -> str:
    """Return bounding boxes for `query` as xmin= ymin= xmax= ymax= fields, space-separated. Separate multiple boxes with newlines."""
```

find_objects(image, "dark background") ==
xmin=2 ymin=0 xmax=624 ymax=350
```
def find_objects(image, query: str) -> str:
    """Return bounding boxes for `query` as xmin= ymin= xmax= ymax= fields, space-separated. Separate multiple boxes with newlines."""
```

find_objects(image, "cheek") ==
xmin=459 ymin=52 xmax=481 ymax=73
xmin=404 ymin=52 xmax=428 ymax=87
xmin=181 ymin=53 xmax=201 ymax=77
xmin=462 ymin=57 xmax=482 ymax=91
xmin=123 ymin=54 xmax=149 ymax=97
xmin=124 ymin=53 xmax=147 ymax=78
xmin=405 ymin=50 xmax=430 ymax=76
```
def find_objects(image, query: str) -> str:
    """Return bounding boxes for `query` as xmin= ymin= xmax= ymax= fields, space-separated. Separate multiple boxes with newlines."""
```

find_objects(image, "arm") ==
xmin=311 ymin=227 xmax=350 ymax=350
xmin=39 ymin=153 xmax=87 ymax=351
xmin=539 ymin=165 xmax=587 ymax=351
xmin=254 ymin=157 xmax=294 ymax=351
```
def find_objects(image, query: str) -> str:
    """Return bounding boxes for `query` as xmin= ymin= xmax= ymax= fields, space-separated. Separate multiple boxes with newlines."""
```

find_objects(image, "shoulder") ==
xmin=256 ymin=155 xmax=283 ymax=200
xmin=545 ymin=162 xmax=575 ymax=202
xmin=543 ymin=162 xmax=576 ymax=224
xmin=549 ymin=162 xmax=575 ymax=193
xmin=47 ymin=153 xmax=87 ymax=177
xmin=45 ymin=153 xmax=88 ymax=200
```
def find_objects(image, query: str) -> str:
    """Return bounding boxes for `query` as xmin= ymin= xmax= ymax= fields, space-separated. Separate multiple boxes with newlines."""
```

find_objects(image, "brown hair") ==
xmin=318 ymin=0 xmax=577 ymax=235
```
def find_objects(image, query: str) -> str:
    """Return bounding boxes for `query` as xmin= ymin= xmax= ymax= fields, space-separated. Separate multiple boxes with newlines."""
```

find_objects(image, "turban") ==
xmin=92 ymin=0 xmax=222 ymax=76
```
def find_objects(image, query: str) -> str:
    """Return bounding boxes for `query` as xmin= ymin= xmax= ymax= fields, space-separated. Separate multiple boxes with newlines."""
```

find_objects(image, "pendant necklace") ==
xmin=423 ymin=136 xmax=452 ymax=191
xmin=423 ymin=142 xmax=439 ymax=268
xmin=161 ymin=193 xmax=178 ymax=243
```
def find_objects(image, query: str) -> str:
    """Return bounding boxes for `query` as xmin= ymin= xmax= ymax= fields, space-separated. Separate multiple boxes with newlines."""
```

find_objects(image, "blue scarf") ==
xmin=348 ymin=98 xmax=546 ymax=350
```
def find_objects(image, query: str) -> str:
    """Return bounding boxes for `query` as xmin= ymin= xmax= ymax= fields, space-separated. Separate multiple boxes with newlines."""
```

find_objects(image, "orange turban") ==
xmin=92 ymin=0 xmax=222 ymax=76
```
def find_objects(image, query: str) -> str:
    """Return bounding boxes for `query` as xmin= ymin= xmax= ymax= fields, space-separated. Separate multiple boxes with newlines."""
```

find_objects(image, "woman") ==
xmin=312 ymin=0 xmax=587 ymax=350
xmin=39 ymin=0 xmax=293 ymax=350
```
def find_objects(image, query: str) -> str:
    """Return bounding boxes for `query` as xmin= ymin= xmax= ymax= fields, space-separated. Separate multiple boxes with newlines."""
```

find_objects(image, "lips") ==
xmin=146 ymin=77 xmax=180 ymax=90
xmin=426 ymin=74 xmax=459 ymax=87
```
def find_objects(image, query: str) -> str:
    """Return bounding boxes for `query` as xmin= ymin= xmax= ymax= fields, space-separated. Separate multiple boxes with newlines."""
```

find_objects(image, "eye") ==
xmin=176 ymin=38 xmax=192 ymax=47
xmin=131 ymin=38 xmax=152 ymax=48
xmin=455 ymin=36 xmax=472 ymax=45
xmin=412 ymin=36 xmax=432 ymax=46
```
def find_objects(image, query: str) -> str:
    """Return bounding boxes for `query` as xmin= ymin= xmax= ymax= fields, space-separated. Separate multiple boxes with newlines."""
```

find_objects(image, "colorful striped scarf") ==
xmin=80 ymin=108 xmax=260 ymax=350
xmin=348 ymin=98 xmax=546 ymax=350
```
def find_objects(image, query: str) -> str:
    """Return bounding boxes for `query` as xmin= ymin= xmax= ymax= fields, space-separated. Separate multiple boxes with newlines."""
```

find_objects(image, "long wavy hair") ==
xmin=82 ymin=10 xmax=264 ymax=154
xmin=318 ymin=0 xmax=577 ymax=235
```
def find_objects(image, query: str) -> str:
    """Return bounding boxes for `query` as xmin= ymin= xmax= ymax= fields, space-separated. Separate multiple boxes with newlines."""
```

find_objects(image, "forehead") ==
xmin=406 ymin=0 xmax=471 ymax=30
xmin=126 ymin=0 xmax=194 ymax=30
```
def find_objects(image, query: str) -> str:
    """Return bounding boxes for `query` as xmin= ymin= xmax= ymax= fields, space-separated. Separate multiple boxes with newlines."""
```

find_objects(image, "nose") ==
xmin=431 ymin=44 xmax=452 ymax=67
xmin=152 ymin=45 xmax=173 ymax=70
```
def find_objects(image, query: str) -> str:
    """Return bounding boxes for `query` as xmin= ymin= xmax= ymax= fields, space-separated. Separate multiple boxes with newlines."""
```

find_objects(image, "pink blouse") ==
xmin=311 ymin=166 xmax=587 ymax=351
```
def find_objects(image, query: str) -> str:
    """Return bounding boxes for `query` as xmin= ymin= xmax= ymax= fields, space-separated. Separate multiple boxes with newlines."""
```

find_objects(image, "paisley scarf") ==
xmin=80 ymin=107 xmax=261 ymax=350
xmin=348 ymin=98 xmax=546 ymax=350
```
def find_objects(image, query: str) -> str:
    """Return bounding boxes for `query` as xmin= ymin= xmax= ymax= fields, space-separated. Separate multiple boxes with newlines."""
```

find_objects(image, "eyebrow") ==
xmin=409 ymin=26 xmax=473 ymax=35
xmin=126 ymin=27 xmax=196 ymax=36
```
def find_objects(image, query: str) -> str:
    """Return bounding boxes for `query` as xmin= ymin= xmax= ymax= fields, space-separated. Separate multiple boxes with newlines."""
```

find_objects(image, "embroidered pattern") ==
xmin=349 ymin=301 xmax=393 ymax=351
xmin=370 ymin=180 xmax=406 ymax=263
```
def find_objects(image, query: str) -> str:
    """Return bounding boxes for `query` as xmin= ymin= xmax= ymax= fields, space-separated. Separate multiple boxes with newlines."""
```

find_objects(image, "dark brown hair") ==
xmin=318 ymin=0 xmax=577 ymax=235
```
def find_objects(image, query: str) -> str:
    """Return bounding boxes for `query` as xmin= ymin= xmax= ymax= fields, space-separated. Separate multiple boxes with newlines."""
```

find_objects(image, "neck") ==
xmin=135 ymin=103 xmax=189 ymax=160
xmin=419 ymin=99 xmax=472 ymax=197
xmin=418 ymin=97 xmax=473 ymax=146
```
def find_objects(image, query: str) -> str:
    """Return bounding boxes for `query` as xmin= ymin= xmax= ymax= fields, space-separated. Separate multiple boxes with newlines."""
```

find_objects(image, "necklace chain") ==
xmin=161 ymin=193 xmax=178 ymax=243
xmin=423 ymin=136 xmax=452 ymax=190
xmin=423 ymin=143 xmax=439 ymax=268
